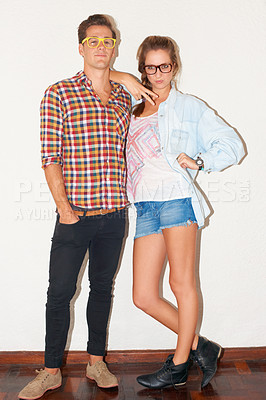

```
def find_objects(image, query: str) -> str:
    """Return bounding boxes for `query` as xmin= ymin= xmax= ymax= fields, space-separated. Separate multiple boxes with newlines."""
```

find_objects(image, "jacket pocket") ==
xmin=168 ymin=129 xmax=189 ymax=154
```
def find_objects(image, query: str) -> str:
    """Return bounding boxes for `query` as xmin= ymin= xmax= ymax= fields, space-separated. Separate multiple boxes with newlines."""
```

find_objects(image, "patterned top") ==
xmin=40 ymin=71 xmax=132 ymax=209
xmin=126 ymin=112 xmax=191 ymax=202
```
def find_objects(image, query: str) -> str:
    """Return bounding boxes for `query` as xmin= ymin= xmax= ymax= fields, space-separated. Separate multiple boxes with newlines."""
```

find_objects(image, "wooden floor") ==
xmin=0 ymin=359 xmax=266 ymax=400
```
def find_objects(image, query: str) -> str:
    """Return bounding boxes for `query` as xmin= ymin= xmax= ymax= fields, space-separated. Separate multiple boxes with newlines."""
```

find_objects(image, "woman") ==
xmin=111 ymin=36 xmax=244 ymax=389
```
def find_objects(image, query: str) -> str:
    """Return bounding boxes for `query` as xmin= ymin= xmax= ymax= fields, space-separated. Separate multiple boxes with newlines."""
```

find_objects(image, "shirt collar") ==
xmin=75 ymin=71 xmax=122 ymax=96
xmin=75 ymin=71 xmax=92 ymax=88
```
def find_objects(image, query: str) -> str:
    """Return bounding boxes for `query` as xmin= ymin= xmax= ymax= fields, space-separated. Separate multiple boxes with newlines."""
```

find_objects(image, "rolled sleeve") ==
xmin=40 ymin=86 xmax=64 ymax=169
xmin=197 ymin=108 xmax=245 ymax=172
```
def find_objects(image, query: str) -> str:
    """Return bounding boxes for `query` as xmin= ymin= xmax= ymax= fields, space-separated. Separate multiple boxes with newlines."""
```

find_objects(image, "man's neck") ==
xmin=84 ymin=65 xmax=111 ymax=94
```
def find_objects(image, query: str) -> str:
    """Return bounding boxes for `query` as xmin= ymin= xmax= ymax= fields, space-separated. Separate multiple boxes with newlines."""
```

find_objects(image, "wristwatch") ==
xmin=196 ymin=156 xmax=204 ymax=170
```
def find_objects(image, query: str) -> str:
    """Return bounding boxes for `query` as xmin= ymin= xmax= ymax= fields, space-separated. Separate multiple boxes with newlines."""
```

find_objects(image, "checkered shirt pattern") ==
xmin=40 ymin=71 xmax=132 ymax=209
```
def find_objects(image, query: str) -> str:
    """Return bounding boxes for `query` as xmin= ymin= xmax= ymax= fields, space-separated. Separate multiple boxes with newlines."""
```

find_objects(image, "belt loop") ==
xmin=83 ymin=210 xmax=87 ymax=217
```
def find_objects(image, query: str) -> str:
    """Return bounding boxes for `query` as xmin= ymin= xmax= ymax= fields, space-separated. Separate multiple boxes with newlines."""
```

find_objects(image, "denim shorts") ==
xmin=134 ymin=198 xmax=197 ymax=239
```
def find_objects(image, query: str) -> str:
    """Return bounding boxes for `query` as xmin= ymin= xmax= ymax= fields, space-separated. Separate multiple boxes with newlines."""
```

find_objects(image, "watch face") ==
xmin=196 ymin=158 xmax=203 ymax=166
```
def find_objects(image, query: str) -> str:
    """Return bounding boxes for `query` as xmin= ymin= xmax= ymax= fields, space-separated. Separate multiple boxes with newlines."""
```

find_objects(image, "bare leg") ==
xmin=133 ymin=232 xmax=198 ymax=355
xmin=163 ymin=223 xmax=198 ymax=365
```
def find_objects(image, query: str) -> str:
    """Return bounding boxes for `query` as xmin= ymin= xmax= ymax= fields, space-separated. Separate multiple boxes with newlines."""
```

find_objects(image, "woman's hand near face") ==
xmin=124 ymin=77 xmax=158 ymax=105
xmin=109 ymin=70 xmax=158 ymax=105
xmin=177 ymin=153 xmax=199 ymax=170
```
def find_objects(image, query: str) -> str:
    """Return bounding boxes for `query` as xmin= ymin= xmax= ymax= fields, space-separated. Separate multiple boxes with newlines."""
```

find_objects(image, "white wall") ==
xmin=1 ymin=0 xmax=265 ymax=352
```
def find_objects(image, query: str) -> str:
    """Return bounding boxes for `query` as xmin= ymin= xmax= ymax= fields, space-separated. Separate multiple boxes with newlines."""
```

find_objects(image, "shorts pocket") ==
xmin=135 ymin=203 xmax=144 ymax=217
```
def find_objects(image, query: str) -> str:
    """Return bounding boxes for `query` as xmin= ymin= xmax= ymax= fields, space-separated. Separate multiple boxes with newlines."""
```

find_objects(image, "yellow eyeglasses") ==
xmin=81 ymin=37 xmax=116 ymax=49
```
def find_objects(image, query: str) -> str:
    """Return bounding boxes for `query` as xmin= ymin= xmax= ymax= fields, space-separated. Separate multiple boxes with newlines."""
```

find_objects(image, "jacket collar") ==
xmin=165 ymin=82 xmax=179 ymax=107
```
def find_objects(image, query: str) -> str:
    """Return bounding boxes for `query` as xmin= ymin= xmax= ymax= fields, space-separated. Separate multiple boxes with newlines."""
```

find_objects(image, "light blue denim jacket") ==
xmin=130 ymin=86 xmax=245 ymax=228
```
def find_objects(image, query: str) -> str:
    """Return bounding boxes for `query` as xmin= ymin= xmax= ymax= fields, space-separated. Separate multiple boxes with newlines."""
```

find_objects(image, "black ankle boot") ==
xmin=137 ymin=355 xmax=189 ymax=389
xmin=190 ymin=336 xmax=222 ymax=388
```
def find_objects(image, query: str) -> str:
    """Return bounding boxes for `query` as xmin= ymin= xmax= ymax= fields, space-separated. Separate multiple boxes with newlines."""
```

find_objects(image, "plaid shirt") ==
xmin=40 ymin=71 xmax=132 ymax=209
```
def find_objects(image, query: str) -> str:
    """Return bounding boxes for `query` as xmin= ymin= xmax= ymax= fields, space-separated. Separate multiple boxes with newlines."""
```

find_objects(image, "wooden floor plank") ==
xmin=234 ymin=361 xmax=251 ymax=375
xmin=0 ymin=360 xmax=265 ymax=399
xmin=1 ymin=347 xmax=265 ymax=365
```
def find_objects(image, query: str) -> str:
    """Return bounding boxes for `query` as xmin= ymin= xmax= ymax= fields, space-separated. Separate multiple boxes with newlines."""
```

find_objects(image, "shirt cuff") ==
xmin=42 ymin=156 xmax=63 ymax=169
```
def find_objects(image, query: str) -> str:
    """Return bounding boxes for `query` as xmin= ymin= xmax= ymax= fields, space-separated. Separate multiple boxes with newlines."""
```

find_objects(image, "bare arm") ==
xmin=44 ymin=164 xmax=79 ymax=224
xmin=110 ymin=70 xmax=158 ymax=105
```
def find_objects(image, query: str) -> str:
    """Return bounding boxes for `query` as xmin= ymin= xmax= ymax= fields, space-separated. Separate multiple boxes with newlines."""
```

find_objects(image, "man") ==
xmin=19 ymin=14 xmax=132 ymax=399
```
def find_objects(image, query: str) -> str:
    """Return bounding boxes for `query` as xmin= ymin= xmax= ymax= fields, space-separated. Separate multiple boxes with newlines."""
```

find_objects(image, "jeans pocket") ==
xmin=58 ymin=218 xmax=81 ymax=226
xmin=53 ymin=216 xmax=82 ymax=245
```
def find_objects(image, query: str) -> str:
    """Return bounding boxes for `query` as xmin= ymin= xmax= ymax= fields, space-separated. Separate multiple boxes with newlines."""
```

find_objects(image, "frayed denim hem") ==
xmin=134 ymin=229 xmax=162 ymax=240
xmin=160 ymin=219 xmax=198 ymax=230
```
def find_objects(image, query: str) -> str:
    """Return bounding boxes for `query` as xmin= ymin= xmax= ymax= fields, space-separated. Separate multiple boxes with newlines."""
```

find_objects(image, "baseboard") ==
xmin=0 ymin=347 xmax=265 ymax=365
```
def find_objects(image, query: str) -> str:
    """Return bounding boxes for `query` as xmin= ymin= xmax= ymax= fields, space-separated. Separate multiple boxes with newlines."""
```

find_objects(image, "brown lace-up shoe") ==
xmin=86 ymin=361 xmax=118 ymax=388
xmin=18 ymin=369 xmax=62 ymax=399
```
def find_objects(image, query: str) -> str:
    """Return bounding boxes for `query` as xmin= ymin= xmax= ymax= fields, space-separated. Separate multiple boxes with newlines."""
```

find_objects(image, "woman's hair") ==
xmin=133 ymin=35 xmax=181 ymax=117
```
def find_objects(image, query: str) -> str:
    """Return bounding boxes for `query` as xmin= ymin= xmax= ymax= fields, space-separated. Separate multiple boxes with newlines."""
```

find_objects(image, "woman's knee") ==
xmin=169 ymin=277 xmax=196 ymax=299
xmin=133 ymin=290 xmax=157 ymax=313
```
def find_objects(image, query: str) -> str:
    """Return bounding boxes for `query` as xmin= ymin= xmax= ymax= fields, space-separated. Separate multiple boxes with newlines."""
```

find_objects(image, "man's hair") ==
xmin=78 ymin=14 xmax=116 ymax=43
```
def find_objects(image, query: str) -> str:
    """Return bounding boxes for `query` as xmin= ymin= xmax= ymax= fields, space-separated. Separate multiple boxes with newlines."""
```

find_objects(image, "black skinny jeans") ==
xmin=45 ymin=208 xmax=126 ymax=368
